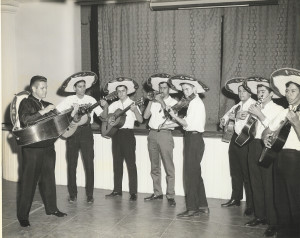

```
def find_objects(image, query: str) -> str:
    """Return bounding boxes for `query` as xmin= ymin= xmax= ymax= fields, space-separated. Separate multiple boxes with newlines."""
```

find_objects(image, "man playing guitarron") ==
xmin=219 ymin=77 xmax=255 ymax=216
xmin=102 ymin=77 xmax=143 ymax=201
xmin=56 ymin=72 xmax=108 ymax=204
xmin=263 ymin=68 xmax=300 ymax=237
xmin=242 ymin=77 xmax=283 ymax=237
xmin=17 ymin=75 xmax=71 ymax=227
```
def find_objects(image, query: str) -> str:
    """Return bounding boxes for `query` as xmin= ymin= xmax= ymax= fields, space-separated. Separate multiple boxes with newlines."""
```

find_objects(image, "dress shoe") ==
xmin=198 ymin=207 xmax=210 ymax=214
xmin=129 ymin=194 xmax=137 ymax=201
xmin=221 ymin=199 xmax=240 ymax=207
xmin=264 ymin=226 xmax=277 ymax=237
xmin=68 ymin=195 xmax=77 ymax=203
xmin=244 ymin=207 xmax=253 ymax=216
xmin=19 ymin=219 xmax=30 ymax=227
xmin=105 ymin=191 xmax=122 ymax=198
xmin=167 ymin=198 xmax=176 ymax=206
xmin=245 ymin=218 xmax=266 ymax=227
xmin=49 ymin=210 xmax=67 ymax=217
xmin=144 ymin=194 xmax=163 ymax=201
xmin=177 ymin=210 xmax=199 ymax=218
xmin=87 ymin=196 xmax=94 ymax=203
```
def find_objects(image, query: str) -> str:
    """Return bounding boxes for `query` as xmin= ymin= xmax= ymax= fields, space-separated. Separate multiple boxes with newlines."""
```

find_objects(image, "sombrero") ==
xmin=243 ymin=76 xmax=281 ymax=98
xmin=104 ymin=77 xmax=139 ymax=95
xmin=270 ymin=68 xmax=300 ymax=97
xmin=168 ymin=74 xmax=209 ymax=94
xmin=61 ymin=71 xmax=98 ymax=92
xmin=145 ymin=73 xmax=177 ymax=94
xmin=225 ymin=77 xmax=248 ymax=95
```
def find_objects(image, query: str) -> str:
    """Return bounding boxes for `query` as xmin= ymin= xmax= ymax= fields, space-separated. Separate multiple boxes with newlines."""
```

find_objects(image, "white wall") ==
xmin=1 ymin=0 xmax=81 ymax=122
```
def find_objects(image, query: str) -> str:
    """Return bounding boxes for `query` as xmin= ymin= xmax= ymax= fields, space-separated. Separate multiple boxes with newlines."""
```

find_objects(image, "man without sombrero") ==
xmin=242 ymin=77 xmax=283 ymax=237
xmin=219 ymin=77 xmax=255 ymax=216
xmin=56 ymin=71 xmax=108 ymax=204
xmin=143 ymin=73 xmax=178 ymax=206
xmin=159 ymin=75 xmax=210 ymax=217
xmin=263 ymin=68 xmax=300 ymax=237
xmin=102 ymin=77 xmax=143 ymax=201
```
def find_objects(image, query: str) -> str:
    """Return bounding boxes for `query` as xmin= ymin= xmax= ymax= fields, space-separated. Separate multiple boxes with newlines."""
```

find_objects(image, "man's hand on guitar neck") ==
xmin=248 ymin=104 xmax=266 ymax=122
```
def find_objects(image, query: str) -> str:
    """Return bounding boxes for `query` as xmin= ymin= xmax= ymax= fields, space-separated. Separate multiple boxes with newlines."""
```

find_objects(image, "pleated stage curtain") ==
xmin=96 ymin=0 xmax=300 ymax=130
xmin=97 ymin=3 xmax=222 ymax=131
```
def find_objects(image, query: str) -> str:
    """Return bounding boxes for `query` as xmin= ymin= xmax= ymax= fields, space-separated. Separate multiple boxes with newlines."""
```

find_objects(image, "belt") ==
xmin=149 ymin=128 xmax=172 ymax=132
xmin=185 ymin=131 xmax=202 ymax=134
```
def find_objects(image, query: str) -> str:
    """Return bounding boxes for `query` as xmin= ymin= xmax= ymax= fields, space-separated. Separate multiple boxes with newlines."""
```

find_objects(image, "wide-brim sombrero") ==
xmin=168 ymin=75 xmax=209 ymax=94
xmin=270 ymin=68 xmax=300 ymax=97
xmin=225 ymin=77 xmax=248 ymax=95
xmin=61 ymin=71 xmax=98 ymax=92
xmin=145 ymin=73 xmax=177 ymax=94
xmin=104 ymin=77 xmax=139 ymax=95
xmin=243 ymin=76 xmax=281 ymax=98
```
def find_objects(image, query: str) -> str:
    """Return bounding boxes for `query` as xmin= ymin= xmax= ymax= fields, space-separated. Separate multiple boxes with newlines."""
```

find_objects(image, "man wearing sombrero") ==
xmin=263 ymin=68 xmax=300 ymax=237
xmin=56 ymin=71 xmax=108 ymax=204
xmin=143 ymin=73 xmax=178 ymax=206
xmin=160 ymin=75 xmax=209 ymax=217
xmin=219 ymin=77 xmax=255 ymax=216
xmin=102 ymin=77 xmax=143 ymax=201
xmin=242 ymin=77 xmax=283 ymax=237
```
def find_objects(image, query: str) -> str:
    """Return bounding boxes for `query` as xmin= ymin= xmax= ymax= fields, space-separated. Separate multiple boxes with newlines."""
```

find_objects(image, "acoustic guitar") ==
xmin=101 ymin=98 xmax=144 ymax=138
xmin=61 ymin=91 xmax=118 ymax=138
xmin=235 ymin=99 xmax=263 ymax=147
xmin=221 ymin=105 xmax=241 ymax=143
xmin=259 ymin=104 xmax=300 ymax=168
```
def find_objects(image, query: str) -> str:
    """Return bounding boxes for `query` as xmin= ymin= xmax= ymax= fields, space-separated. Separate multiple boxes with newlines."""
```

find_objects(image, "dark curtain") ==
xmin=95 ymin=0 xmax=300 ymax=131
xmin=220 ymin=0 xmax=300 ymax=116
xmin=97 ymin=3 xmax=222 ymax=130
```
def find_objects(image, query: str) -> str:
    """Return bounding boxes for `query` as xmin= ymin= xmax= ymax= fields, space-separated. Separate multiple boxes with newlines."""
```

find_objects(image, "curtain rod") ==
xmin=76 ymin=0 xmax=149 ymax=5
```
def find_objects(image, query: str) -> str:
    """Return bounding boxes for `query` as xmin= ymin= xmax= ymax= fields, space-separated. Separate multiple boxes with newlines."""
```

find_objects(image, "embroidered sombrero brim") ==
xmin=104 ymin=77 xmax=139 ymax=95
xmin=225 ymin=77 xmax=247 ymax=95
xmin=61 ymin=71 xmax=98 ymax=92
xmin=168 ymin=75 xmax=209 ymax=94
xmin=145 ymin=73 xmax=177 ymax=94
xmin=270 ymin=68 xmax=300 ymax=97
xmin=243 ymin=76 xmax=281 ymax=99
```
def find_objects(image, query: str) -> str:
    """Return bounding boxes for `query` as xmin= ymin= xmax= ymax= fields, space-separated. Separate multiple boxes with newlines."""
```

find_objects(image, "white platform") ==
xmin=2 ymin=130 xmax=233 ymax=200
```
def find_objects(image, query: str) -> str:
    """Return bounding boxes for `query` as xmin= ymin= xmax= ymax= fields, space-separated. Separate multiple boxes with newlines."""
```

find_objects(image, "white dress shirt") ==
xmin=56 ymin=95 xmax=103 ymax=124
xmin=254 ymin=101 xmax=284 ymax=139
xmin=183 ymin=95 xmax=205 ymax=133
xmin=148 ymin=96 xmax=178 ymax=130
xmin=108 ymin=97 xmax=140 ymax=129
xmin=222 ymin=97 xmax=256 ymax=135
xmin=268 ymin=108 xmax=300 ymax=151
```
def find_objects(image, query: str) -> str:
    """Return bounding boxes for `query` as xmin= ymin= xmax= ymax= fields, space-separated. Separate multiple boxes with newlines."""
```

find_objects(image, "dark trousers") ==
xmin=228 ymin=133 xmax=253 ymax=208
xmin=248 ymin=139 xmax=277 ymax=225
xmin=17 ymin=145 xmax=58 ymax=220
xmin=66 ymin=125 xmax=94 ymax=197
xmin=184 ymin=132 xmax=208 ymax=211
xmin=274 ymin=149 xmax=300 ymax=231
xmin=112 ymin=129 xmax=137 ymax=194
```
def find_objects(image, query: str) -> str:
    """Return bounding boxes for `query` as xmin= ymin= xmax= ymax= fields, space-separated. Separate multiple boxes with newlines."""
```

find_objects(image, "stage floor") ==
xmin=2 ymin=179 xmax=268 ymax=238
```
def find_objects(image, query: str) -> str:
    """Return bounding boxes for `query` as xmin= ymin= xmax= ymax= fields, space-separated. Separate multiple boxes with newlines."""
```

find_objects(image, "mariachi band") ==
xmin=12 ymin=68 xmax=300 ymax=237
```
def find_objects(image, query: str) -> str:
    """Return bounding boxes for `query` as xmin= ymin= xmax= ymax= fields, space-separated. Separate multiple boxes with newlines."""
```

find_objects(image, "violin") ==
xmin=163 ymin=93 xmax=196 ymax=119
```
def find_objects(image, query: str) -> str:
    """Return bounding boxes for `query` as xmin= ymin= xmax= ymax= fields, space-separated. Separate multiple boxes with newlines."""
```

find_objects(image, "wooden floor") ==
xmin=2 ymin=179 xmax=272 ymax=238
